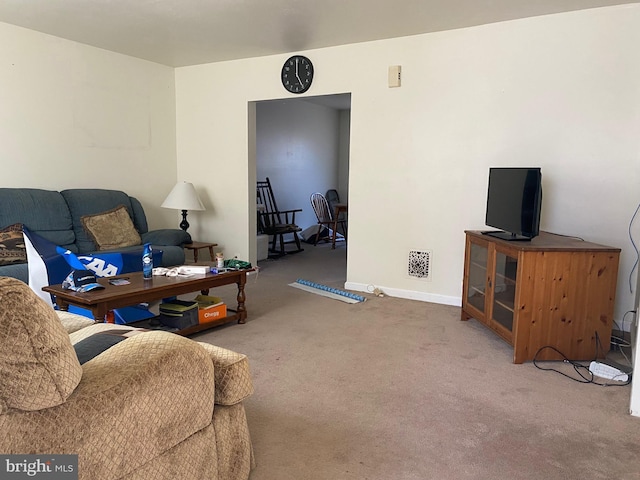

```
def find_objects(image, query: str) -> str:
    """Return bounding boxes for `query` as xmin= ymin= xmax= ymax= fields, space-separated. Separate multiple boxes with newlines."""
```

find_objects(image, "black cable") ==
xmin=611 ymin=312 xmax=634 ymax=352
xmin=533 ymin=346 xmax=593 ymax=383
xmin=613 ymin=310 xmax=636 ymax=333
xmin=628 ymin=202 xmax=640 ymax=294
xmin=540 ymin=230 xmax=585 ymax=241
xmin=532 ymin=344 xmax=631 ymax=387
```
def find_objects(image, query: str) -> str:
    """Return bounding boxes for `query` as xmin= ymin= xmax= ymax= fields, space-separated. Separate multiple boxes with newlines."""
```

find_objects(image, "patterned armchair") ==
xmin=0 ymin=277 xmax=254 ymax=480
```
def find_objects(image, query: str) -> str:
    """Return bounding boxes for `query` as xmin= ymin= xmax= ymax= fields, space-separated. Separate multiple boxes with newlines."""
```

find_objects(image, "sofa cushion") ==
xmin=0 ymin=188 xmax=76 ymax=250
xmin=81 ymin=205 xmax=142 ymax=251
xmin=0 ymin=223 xmax=26 ymax=266
xmin=129 ymin=196 xmax=150 ymax=234
xmin=0 ymin=277 xmax=82 ymax=413
xmin=0 ymin=263 xmax=28 ymax=284
xmin=61 ymin=189 xmax=137 ymax=253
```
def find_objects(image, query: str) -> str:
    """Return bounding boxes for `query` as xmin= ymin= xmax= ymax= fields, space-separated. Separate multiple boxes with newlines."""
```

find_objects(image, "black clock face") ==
xmin=281 ymin=56 xmax=314 ymax=94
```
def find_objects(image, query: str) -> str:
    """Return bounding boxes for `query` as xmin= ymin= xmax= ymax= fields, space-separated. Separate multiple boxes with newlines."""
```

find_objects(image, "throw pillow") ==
xmin=0 ymin=223 xmax=26 ymax=266
xmin=81 ymin=205 xmax=142 ymax=251
xmin=0 ymin=277 xmax=82 ymax=413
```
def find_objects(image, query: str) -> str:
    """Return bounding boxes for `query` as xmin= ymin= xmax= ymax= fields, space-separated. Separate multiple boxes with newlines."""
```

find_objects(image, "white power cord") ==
xmin=247 ymin=265 xmax=260 ymax=282
xmin=367 ymin=284 xmax=385 ymax=297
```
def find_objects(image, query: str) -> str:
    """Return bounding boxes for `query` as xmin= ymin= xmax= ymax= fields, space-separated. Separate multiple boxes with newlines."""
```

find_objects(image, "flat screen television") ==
xmin=483 ymin=167 xmax=542 ymax=241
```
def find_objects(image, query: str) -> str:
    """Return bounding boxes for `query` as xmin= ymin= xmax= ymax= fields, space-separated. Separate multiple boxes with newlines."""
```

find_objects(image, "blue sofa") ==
xmin=0 ymin=188 xmax=191 ymax=283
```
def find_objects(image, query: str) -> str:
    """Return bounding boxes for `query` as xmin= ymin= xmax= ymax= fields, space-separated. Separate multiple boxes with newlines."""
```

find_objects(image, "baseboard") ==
xmin=344 ymin=282 xmax=461 ymax=307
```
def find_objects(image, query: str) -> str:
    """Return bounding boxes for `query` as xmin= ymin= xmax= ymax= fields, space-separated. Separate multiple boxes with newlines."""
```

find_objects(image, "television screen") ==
xmin=484 ymin=167 xmax=542 ymax=241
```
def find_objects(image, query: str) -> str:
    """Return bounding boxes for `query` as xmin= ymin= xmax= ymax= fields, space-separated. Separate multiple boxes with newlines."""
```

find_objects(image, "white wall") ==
xmin=2 ymin=6 xmax=637 ymax=325
xmin=0 ymin=21 xmax=178 ymax=230
xmin=175 ymin=4 xmax=639 ymax=327
xmin=337 ymin=110 xmax=351 ymax=204
xmin=256 ymin=99 xmax=342 ymax=231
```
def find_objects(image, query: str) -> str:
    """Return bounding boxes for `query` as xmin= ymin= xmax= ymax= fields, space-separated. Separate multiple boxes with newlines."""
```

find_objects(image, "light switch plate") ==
xmin=388 ymin=65 xmax=401 ymax=88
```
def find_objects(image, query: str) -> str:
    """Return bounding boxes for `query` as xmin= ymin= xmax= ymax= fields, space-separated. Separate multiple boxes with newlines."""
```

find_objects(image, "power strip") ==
xmin=589 ymin=361 xmax=631 ymax=382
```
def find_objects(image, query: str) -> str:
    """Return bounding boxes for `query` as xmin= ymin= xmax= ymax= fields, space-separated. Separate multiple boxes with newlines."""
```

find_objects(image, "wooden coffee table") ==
xmin=43 ymin=269 xmax=251 ymax=335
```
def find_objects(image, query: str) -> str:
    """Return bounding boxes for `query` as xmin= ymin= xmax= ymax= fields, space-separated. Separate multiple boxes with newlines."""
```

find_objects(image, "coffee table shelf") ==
xmin=43 ymin=269 xmax=251 ymax=335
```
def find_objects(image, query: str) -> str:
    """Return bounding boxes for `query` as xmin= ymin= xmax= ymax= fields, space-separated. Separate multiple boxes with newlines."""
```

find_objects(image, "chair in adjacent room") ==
xmin=256 ymin=177 xmax=304 ymax=257
xmin=325 ymin=188 xmax=348 ymax=237
xmin=310 ymin=192 xmax=347 ymax=250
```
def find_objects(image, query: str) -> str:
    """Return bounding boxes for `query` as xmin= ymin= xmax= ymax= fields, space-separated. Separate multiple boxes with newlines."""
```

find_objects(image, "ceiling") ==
xmin=0 ymin=0 xmax=636 ymax=68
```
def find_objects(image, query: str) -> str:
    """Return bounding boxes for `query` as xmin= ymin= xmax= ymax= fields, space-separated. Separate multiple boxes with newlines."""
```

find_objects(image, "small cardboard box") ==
xmin=195 ymin=295 xmax=227 ymax=324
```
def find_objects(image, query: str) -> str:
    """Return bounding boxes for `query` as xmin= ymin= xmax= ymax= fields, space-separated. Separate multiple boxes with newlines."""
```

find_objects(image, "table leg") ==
xmin=93 ymin=305 xmax=108 ymax=322
xmin=207 ymin=246 xmax=215 ymax=261
xmin=236 ymin=277 xmax=247 ymax=324
xmin=193 ymin=249 xmax=199 ymax=263
xmin=56 ymin=298 xmax=69 ymax=312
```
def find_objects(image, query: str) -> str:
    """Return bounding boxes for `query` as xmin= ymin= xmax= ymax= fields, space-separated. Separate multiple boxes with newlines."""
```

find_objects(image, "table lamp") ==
xmin=161 ymin=181 xmax=205 ymax=231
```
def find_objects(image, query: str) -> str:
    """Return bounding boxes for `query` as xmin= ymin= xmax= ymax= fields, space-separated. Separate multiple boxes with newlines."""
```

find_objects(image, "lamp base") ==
xmin=179 ymin=210 xmax=189 ymax=231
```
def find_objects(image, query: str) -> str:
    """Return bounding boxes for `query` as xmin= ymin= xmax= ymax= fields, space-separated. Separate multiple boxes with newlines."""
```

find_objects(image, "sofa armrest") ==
xmin=2 ymin=331 xmax=215 ymax=479
xmin=198 ymin=343 xmax=254 ymax=405
xmin=141 ymin=229 xmax=192 ymax=246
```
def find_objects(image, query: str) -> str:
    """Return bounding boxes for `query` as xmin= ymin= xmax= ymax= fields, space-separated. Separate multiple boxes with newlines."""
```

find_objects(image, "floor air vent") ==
xmin=408 ymin=250 xmax=431 ymax=279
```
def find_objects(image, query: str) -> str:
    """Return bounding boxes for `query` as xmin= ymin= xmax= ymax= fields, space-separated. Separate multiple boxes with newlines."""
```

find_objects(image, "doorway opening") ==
xmin=249 ymin=93 xmax=351 ymax=271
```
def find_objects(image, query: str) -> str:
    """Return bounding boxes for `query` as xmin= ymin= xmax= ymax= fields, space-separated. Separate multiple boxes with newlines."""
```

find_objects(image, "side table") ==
xmin=184 ymin=241 xmax=218 ymax=263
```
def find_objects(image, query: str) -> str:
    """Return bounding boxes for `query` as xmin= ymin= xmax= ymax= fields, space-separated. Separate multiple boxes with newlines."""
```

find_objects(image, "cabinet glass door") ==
xmin=491 ymin=251 xmax=517 ymax=333
xmin=466 ymin=242 xmax=488 ymax=313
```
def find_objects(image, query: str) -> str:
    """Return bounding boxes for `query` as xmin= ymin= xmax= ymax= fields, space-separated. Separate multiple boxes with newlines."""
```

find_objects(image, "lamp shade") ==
xmin=161 ymin=182 xmax=205 ymax=211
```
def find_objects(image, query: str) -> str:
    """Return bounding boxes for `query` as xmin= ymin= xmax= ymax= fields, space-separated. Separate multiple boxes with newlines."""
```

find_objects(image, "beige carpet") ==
xmin=193 ymin=242 xmax=640 ymax=480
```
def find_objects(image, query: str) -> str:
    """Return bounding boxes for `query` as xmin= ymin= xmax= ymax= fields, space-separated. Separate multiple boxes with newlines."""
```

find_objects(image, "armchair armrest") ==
xmin=197 ymin=342 xmax=254 ymax=406
xmin=260 ymin=209 xmax=302 ymax=227
xmin=141 ymin=228 xmax=192 ymax=246
xmin=56 ymin=310 xmax=95 ymax=334
xmin=2 ymin=331 xmax=215 ymax=479
xmin=281 ymin=208 xmax=301 ymax=222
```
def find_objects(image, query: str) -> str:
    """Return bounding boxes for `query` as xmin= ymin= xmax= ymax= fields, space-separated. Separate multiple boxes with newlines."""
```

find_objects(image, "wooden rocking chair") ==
xmin=256 ymin=177 xmax=304 ymax=257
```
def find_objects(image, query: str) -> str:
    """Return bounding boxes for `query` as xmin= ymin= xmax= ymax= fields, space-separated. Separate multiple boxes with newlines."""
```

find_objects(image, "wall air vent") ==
xmin=408 ymin=250 xmax=431 ymax=279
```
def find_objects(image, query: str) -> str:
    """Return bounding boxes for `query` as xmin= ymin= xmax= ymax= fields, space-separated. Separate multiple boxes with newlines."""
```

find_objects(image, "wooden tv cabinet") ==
xmin=461 ymin=230 xmax=620 ymax=363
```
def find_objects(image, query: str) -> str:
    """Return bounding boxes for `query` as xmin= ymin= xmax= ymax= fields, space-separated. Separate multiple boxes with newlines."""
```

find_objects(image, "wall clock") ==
xmin=281 ymin=55 xmax=314 ymax=94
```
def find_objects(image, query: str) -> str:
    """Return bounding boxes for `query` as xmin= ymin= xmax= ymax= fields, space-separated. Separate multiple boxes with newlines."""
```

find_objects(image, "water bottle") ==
xmin=142 ymin=243 xmax=153 ymax=280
